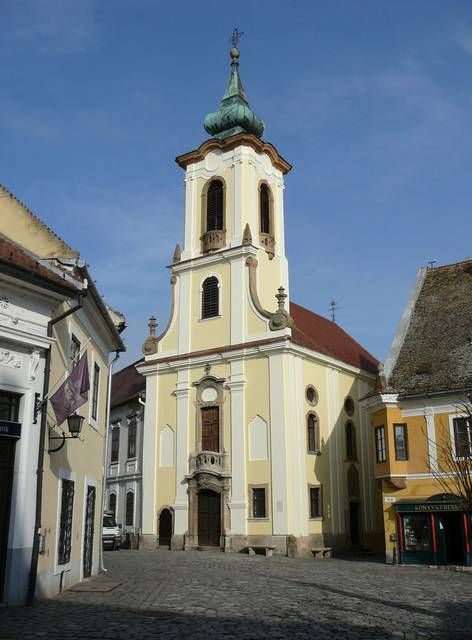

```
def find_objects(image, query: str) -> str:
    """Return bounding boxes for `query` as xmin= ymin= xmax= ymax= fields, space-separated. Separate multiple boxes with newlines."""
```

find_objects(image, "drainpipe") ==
xmin=99 ymin=350 xmax=120 ymax=573
xmin=26 ymin=291 xmax=87 ymax=606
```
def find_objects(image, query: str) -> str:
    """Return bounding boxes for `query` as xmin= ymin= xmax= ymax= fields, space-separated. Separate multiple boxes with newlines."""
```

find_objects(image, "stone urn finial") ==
xmin=269 ymin=286 xmax=293 ymax=331
xmin=173 ymin=244 xmax=181 ymax=263
xmin=142 ymin=315 xmax=158 ymax=355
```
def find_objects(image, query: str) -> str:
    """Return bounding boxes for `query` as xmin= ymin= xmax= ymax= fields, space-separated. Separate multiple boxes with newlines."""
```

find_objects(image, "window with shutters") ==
xmin=206 ymin=180 xmax=224 ymax=231
xmin=126 ymin=492 xmax=134 ymax=526
xmin=58 ymin=479 xmax=75 ymax=565
xmin=201 ymin=276 xmax=220 ymax=319
xmin=307 ymin=413 xmax=320 ymax=454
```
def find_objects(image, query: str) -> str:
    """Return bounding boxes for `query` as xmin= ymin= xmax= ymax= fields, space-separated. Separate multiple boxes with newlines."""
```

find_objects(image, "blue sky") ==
xmin=2 ymin=1 xmax=472 ymax=369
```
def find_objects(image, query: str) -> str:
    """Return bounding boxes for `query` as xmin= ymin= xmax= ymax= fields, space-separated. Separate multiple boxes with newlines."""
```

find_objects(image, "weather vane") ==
xmin=229 ymin=28 xmax=244 ymax=48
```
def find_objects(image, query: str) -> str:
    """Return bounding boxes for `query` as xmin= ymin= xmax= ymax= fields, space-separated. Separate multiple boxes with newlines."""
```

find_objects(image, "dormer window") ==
xmin=202 ymin=179 xmax=226 ymax=252
xmin=259 ymin=183 xmax=274 ymax=259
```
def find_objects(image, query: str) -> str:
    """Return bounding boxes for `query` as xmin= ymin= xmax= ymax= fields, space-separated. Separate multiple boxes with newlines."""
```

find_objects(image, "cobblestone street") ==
xmin=1 ymin=550 xmax=471 ymax=640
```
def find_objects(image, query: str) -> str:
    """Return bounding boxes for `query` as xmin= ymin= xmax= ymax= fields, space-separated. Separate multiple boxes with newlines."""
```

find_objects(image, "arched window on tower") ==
xmin=206 ymin=180 xmax=224 ymax=231
xmin=202 ymin=179 xmax=225 ymax=252
xmin=201 ymin=276 xmax=219 ymax=319
xmin=307 ymin=413 xmax=320 ymax=454
xmin=259 ymin=183 xmax=275 ymax=258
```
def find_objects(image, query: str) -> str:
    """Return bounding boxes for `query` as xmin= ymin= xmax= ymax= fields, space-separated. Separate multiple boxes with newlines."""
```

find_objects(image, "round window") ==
xmin=344 ymin=396 xmax=355 ymax=416
xmin=306 ymin=386 xmax=318 ymax=406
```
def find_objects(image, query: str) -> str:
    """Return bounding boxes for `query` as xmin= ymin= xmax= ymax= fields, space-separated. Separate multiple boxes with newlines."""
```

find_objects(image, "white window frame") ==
xmin=88 ymin=351 xmax=100 ymax=430
xmin=449 ymin=413 xmax=472 ymax=460
xmin=54 ymin=469 xmax=76 ymax=576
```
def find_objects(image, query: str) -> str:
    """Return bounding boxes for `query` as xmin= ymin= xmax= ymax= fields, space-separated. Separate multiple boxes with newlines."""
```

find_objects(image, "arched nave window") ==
xmin=307 ymin=413 xmax=320 ymax=454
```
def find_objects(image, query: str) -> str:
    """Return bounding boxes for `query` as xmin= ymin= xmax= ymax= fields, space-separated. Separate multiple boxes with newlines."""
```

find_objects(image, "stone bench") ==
xmin=247 ymin=545 xmax=276 ymax=557
xmin=311 ymin=547 xmax=332 ymax=559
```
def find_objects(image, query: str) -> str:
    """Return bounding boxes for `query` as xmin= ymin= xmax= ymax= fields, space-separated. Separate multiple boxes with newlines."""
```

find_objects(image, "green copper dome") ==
xmin=204 ymin=48 xmax=265 ymax=140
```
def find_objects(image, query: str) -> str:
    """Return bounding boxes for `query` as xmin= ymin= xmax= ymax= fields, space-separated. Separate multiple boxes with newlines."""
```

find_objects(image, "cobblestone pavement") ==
xmin=1 ymin=550 xmax=471 ymax=639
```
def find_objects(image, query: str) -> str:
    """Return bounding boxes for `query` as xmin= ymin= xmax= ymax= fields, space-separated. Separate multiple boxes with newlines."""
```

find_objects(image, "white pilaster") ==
xmin=173 ymin=368 xmax=190 ymax=534
xmin=227 ymin=359 xmax=247 ymax=534
xmin=248 ymin=158 xmax=258 ymax=241
xmin=287 ymin=354 xmax=303 ymax=536
xmin=274 ymin=178 xmax=286 ymax=259
xmin=327 ymin=367 xmax=344 ymax=534
xmin=231 ymin=156 xmax=244 ymax=246
xmin=182 ymin=173 xmax=197 ymax=260
xmin=425 ymin=409 xmax=438 ymax=471
xmin=230 ymin=257 xmax=246 ymax=345
xmin=358 ymin=380 xmax=374 ymax=532
xmin=268 ymin=352 xmax=289 ymax=534
xmin=142 ymin=372 xmax=158 ymax=535
xmin=177 ymin=272 xmax=191 ymax=354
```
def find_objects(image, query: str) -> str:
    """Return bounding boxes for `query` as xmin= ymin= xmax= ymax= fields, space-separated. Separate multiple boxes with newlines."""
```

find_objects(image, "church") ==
xmin=137 ymin=44 xmax=382 ymax=556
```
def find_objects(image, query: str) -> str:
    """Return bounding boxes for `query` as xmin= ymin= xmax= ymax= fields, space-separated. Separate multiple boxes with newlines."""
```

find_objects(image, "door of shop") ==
xmin=198 ymin=490 xmax=220 ymax=546
xmin=0 ymin=438 xmax=16 ymax=601
xmin=436 ymin=512 xmax=463 ymax=565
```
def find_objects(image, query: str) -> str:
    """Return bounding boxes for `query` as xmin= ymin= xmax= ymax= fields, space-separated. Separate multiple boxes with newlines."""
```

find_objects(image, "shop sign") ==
xmin=395 ymin=501 xmax=463 ymax=513
xmin=0 ymin=420 xmax=22 ymax=438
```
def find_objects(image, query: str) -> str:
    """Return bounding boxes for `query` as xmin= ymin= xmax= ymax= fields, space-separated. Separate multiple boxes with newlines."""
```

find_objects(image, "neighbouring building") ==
xmin=0 ymin=185 xmax=125 ymax=604
xmin=106 ymin=360 xmax=145 ymax=544
xmin=360 ymin=259 xmax=472 ymax=566
xmin=137 ymin=47 xmax=382 ymax=556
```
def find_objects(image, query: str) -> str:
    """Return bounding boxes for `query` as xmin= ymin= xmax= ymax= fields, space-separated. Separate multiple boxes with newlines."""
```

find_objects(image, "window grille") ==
xmin=252 ymin=488 xmax=266 ymax=518
xmin=58 ymin=479 xmax=74 ymax=565
xmin=206 ymin=180 xmax=224 ymax=231
xmin=202 ymin=277 xmax=219 ymax=318
xmin=126 ymin=492 xmax=134 ymax=526
xmin=0 ymin=391 xmax=20 ymax=422
xmin=309 ymin=486 xmax=322 ymax=518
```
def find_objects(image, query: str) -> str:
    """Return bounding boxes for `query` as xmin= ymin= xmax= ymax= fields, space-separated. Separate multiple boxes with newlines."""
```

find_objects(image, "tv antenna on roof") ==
xmin=329 ymin=299 xmax=338 ymax=323
xmin=229 ymin=28 xmax=245 ymax=48
xmin=427 ymin=260 xmax=437 ymax=269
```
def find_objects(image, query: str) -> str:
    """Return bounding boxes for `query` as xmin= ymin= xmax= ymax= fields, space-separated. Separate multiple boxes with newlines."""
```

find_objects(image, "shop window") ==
xmin=201 ymin=277 xmax=219 ymax=319
xmin=0 ymin=391 xmax=20 ymax=421
xmin=128 ymin=419 xmax=137 ymax=459
xmin=309 ymin=486 xmax=323 ymax=518
xmin=126 ymin=491 xmax=134 ymax=526
xmin=111 ymin=426 xmax=120 ymax=463
xmin=307 ymin=413 xmax=320 ymax=454
xmin=453 ymin=417 xmax=472 ymax=457
xmin=58 ymin=479 xmax=75 ymax=565
xmin=375 ymin=425 xmax=386 ymax=463
xmin=394 ymin=423 xmax=409 ymax=460
xmin=345 ymin=421 xmax=357 ymax=460
xmin=403 ymin=514 xmax=431 ymax=551
xmin=251 ymin=487 xmax=267 ymax=518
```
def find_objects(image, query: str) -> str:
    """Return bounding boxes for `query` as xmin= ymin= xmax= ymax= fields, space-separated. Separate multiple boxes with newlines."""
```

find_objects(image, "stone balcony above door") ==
xmin=188 ymin=450 xmax=230 ymax=478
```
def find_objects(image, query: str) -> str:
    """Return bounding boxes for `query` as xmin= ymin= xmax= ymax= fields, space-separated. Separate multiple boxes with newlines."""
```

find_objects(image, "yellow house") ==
xmin=0 ymin=185 xmax=125 ymax=603
xmin=137 ymin=47 xmax=382 ymax=556
xmin=360 ymin=259 xmax=472 ymax=566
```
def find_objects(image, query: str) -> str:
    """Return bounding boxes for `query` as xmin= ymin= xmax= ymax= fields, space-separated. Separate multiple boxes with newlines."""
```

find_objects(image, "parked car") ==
xmin=102 ymin=511 xmax=122 ymax=550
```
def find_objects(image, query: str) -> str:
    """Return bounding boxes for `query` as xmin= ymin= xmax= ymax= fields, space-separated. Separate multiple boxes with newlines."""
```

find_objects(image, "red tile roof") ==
xmin=111 ymin=359 xmax=145 ymax=409
xmin=290 ymin=301 xmax=379 ymax=374
xmin=0 ymin=238 xmax=79 ymax=294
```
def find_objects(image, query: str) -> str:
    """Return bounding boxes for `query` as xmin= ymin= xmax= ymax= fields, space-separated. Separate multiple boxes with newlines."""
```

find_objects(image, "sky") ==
xmin=1 ymin=0 xmax=472 ymax=370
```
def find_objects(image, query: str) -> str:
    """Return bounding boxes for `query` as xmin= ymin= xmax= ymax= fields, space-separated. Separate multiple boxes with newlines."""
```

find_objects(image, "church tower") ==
xmin=137 ymin=44 xmax=380 ymax=555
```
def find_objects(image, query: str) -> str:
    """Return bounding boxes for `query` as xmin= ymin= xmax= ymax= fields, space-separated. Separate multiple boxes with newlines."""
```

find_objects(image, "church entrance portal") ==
xmin=158 ymin=508 xmax=173 ymax=547
xmin=198 ymin=490 xmax=220 ymax=546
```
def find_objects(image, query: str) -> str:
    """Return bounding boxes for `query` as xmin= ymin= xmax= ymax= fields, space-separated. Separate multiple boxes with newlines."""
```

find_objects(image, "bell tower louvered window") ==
xmin=202 ymin=277 xmax=219 ymax=319
xmin=260 ymin=183 xmax=271 ymax=234
xmin=206 ymin=180 xmax=224 ymax=231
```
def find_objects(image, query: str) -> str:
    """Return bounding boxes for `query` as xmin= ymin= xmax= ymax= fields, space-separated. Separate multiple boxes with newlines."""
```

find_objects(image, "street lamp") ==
xmin=48 ymin=413 xmax=85 ymax=453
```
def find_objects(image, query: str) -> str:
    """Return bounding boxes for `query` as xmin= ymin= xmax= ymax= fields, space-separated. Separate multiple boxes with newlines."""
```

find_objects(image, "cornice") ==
xmin=175 ymin=134 xmax=292 ymax=175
